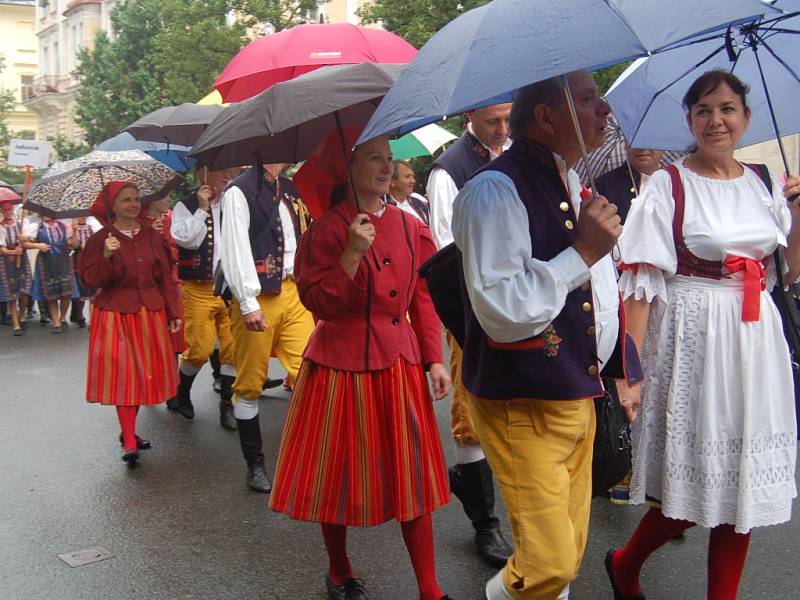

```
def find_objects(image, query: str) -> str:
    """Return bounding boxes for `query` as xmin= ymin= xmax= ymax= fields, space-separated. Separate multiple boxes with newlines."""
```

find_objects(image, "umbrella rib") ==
xmin=630 ymin=44 xmax=726 ymax=143
xmin=755 ymin=34 xmax=800 ymax=84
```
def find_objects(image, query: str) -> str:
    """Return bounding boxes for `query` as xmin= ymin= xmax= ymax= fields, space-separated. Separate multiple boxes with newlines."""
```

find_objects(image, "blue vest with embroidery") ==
xmin=176 ymin=190 xmax=215 ymax=281
xmin=432 ymin=131 xmax=492 ymax=190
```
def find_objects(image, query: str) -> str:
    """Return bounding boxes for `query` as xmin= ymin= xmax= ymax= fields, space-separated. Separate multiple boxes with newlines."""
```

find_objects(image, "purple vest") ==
xmin=460 ymin=139 xmax=643 ymax=400
xmin=432 ymin=131 xmax=491 ymax=190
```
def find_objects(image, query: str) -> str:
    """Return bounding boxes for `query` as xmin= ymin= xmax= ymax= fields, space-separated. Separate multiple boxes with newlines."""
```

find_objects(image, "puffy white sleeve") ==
xmin=452 ymin=171 xmax=591 ymax=343
xmin=220 ymin=186 xmax=261 ymax=315
xmin=617 ymin=169 xmax=677 ymax=303
xmin=170 ymin=201 xmax=208 ymax=250
xmin=426 ymin=166 xmax=459 ymax=249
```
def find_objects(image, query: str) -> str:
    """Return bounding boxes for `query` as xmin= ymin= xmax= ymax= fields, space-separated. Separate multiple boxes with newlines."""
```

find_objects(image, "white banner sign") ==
xmin=8 ymin=139 xmax=51 ymax=169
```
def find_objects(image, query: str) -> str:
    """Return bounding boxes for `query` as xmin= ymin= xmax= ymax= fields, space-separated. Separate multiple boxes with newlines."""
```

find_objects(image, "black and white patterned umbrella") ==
xmin=25 ymin=149 xmax=182 ymax=218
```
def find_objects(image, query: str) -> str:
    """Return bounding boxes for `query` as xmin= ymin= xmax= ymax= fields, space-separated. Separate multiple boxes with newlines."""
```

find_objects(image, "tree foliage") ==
xmin=233 ymin=0 xmax=325 ymax=32
xmin=0 ymin=54 xmax=25 ymax=183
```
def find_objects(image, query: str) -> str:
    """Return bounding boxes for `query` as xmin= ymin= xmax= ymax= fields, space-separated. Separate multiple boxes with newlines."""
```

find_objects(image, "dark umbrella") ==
xmin=96 ymin=132 xmax=196 ymax=173
xmin=124 ymin=103 xmax=225 ymax=147
xmin=190 ymin=63 xmax=406 ymax=171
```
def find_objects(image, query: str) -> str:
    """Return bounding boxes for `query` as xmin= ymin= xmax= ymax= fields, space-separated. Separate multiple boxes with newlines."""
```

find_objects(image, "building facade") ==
xmin=22 ymin=0 xmax=101 ymax=142
xmin=0 ymin=0 xmax=39 ymax=137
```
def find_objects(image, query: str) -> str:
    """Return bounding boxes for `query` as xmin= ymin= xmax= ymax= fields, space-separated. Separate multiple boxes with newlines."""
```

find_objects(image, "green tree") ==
xmin=0 ymin=54 xmax=25 ymax=183
xmin=233 ymin=0 xmax=325 ymax=32
xmin=49 ymin=136 xmax=90 ymax=162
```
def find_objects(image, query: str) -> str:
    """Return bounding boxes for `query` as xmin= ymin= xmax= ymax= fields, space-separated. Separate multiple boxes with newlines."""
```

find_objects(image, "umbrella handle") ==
xmin=334 ymin=111 xmax=361 ymax=214
xmin=561 ymin=76 xmax=598 ymax=197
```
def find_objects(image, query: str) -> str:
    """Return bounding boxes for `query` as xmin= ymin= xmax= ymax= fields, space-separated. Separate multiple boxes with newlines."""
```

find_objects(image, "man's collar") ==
xmin=466 ymin=123 xmax=511 ymax=160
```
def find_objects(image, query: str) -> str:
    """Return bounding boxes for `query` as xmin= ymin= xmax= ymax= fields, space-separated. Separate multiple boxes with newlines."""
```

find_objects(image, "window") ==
xmin=21 ymin=75 xmax=34 ymax=101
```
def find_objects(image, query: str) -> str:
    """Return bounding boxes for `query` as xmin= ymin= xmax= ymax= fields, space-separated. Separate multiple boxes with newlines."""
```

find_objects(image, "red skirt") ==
xmin=270 ymin=357 xmax=450 ymax=526
xmin=86 ymin=307 xmax=178 ymax=406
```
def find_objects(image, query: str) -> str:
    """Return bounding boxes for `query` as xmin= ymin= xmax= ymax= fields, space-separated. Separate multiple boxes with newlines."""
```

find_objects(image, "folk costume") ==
xmin=385 ymin=191 xmax=430 ymax=225
xmin=452 ymin=138 xmax=643 ymax=599
xmin=70 ymin=218 xmax=101 ymax=326
xmin=170 ymin=188 xmax=237 ymax=430
xmin=29 ymin=218 xmax=77 ymax=302
xmin=593 ymin=162 xmax=653 ymax=225
xmin=608 ymin=161 xmax=797 ymax=599
xmin=271 ymin=132 xmax=450 ymax=600
xmin=426 ymin=123 xmax=513 ymax=567
xmin=220 ymin=166 xmax=314 ymax=493
xmin=80 ymin=181 xmax=180 ymax=463
xmin=0 ymin=212 xmax=33 ymax=302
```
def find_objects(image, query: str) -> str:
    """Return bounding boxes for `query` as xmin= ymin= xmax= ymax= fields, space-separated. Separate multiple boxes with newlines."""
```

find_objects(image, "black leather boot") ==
xmin=449 ymin=458 xmax=513 ymax=568
xmin=219 ymin=375 xmax=237 ymax=431
xmin=236 ymin=415 xmax=272 ymax=493
xmin=209 ymin=348 xmax=221 ymax=393
xmin=174 ymin=370 xmax=197 ymax=420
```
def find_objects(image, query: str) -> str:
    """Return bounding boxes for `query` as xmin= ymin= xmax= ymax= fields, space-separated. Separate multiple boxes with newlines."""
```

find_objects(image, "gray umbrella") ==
xmin=124 ymin=103 xmax=225 ymax=147
xmin=189 ymin=63 xmax=406 ymax=170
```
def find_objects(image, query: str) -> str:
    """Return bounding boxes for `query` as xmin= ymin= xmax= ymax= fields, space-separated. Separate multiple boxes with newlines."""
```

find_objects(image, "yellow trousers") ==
xmin=229 ymin=279 xmax=314 ymax=401
xmin=181 ymin=280 xmax=235 ymax=368
xmin=467 ymin=392 xmax=596 ymax=600
xmin=447 ymin=330 xmax=480 ymax=446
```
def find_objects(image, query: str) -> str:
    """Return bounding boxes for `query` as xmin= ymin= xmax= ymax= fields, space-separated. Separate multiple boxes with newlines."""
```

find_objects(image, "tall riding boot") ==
xmin=236 ymin=415 xmax=272 ymax=493
xmin=209 ymin=348 xmax=221 ymax=393
xmin=219 ymin=375 xmax=237 ymax=431
xmin=172 ymin=370 xmax=197 ymax=419
xmin=449 ymin=458 xmax=513 ymax=568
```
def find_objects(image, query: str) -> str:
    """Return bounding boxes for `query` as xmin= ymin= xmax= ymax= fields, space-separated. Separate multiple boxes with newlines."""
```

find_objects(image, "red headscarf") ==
xmin=294 ymin=128 xmax=362 ymax=219
xmin=90 ymin=181 xmax=136 ymax=227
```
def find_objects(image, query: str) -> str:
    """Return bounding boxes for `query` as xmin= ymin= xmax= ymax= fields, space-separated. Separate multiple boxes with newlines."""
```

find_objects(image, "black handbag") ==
xmin=418 ymin=242 xmax=466 ymax=347
xmin=592 ymin=378 xmax=633 ymax=497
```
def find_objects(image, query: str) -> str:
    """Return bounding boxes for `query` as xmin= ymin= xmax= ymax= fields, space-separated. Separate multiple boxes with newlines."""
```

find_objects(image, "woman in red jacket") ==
xmin=79 ymin=182 xmax=181 ymax=464
xmin=270 ymin=133 xmax=453 ymax=600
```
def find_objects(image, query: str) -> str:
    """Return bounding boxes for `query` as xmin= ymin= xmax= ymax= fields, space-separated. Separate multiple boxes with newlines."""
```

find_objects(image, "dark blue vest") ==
xmin=460 ymin=139 xmax=643 ymax=400
xmin=432 ymin=131 xmax=491 ymax=190
xmin=228 ymin=166 xmax=306 ymax=295
xmin=594 ymin=162 xmax=639 ymax=225
xmin=175 ymin=190 xmax=215 ymax=281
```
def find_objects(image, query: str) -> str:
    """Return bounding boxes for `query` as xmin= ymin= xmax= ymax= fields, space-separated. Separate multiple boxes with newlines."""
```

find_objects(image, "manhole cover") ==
xmin=58 ymin=546 xmax=114 ymax=568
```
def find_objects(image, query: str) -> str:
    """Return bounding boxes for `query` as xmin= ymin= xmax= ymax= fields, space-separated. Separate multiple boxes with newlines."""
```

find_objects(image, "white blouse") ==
xmin=618 ymin=159 xmax=790 ymax=302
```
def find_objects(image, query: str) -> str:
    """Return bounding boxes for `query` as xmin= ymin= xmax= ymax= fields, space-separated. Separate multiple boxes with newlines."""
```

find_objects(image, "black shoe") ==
xmin=122 ymin=449 xmax=139 ymax=464
xmin=325 ymin=576 xmax=367 ymax=600
xmin=246 ymin=463 xmax=272 ymax=493
xmin=263 ymin=377 xmax=283 ymax=390
xmin=605 ymin=549 xmax=646 ymax=600
xmin=13 ymin=328 xmax=23 ymax=336
xmin=76 ymin=319 xmax=87 ymax=328
xmin=175 ymin=370 xmax=198 ymax=420
xmin=51 ymin=325 xmax=62 ymax=334
xmin=165 ymin=397 xmax=178 ymax=411
xmin=219 ymin=375 xmax=237 ymax=430
xmin=448 ymin=460 xmax=513 ymax=569
xmin=119 ymin=434 xmax=152 ymax=450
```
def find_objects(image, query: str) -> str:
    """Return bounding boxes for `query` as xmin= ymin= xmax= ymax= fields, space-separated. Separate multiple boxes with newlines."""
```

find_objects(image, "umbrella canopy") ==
xmin=359 ymin=0 xmax=777 ymax=143
xmin=191 ymin=63 xmax=406 ymax=171
xmin=96 ymin=132 xmax=196 ymax=173
xmin=389 ymin=123 xmax=458 ymax=160
xmin=573 ymin=113 xmax=687 ymax=185
xmin=124 ymin=103 xmax=225 ymax=147
xmin=197 ymin=89 xmax=228 ymax=106
xmin=213 ymin=23 xmax=417 ymax=102
xmin=0 ymin=185 xmax=23 ymax=204
xmin=26 ymin=150 xmax=182 ymax=219
xmin=606 ymin=1 xmax=800 ymax=162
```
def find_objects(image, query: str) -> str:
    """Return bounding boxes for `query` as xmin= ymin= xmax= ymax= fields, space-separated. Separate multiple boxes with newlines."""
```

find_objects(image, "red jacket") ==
xmin=295 ymin=201 xmax=443 ymax=372
xmin=79 ymin=225 xmax=180 ymax=320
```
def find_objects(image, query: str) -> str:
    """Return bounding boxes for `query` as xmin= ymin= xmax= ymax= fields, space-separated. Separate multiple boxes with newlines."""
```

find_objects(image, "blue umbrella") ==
xmin=606 ymin=0 xmax=800 ymax=175
xmin=359 ymin=0 xmax=776 ymax=145
xmin=95 ymin=132 xmax=196 ymax=172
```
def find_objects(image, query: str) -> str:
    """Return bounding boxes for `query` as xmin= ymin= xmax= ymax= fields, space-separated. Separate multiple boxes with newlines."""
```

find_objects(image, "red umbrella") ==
xmin=214 ymin=23 xmax=417 ymax=102
xmin=0 ymin=185 xmax=23 ymax=204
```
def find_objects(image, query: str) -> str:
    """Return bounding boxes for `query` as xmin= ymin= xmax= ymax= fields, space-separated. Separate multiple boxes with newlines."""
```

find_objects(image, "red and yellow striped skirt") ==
xmin=270 ymin=357 xmax=450 ymax=526
xmin=86 ymin=307 xmax=178 ymax=406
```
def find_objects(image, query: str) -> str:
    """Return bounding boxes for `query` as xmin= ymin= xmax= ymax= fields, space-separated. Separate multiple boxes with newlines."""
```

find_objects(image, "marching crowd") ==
xmin=3 ymin=68 xmax=800 ymax=600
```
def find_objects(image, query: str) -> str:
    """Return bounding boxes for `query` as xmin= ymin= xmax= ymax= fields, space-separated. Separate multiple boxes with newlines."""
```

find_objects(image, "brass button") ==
xmin=580 ymin=282 xmax=590 ymax=292
xmin=630 ymin=187 xmax=636 ymax=193
xmin=565 ymin=220 xmax=574 ymax=230
xmin=586 ymin=325 xmax=596 ymax=336
xmin=582 ymin=302 xmax=591 ymax=313
xmin=559 ymin=201 xmax=569 ymax=212
xmin=587 ymin=365 xmax=598 ymax=376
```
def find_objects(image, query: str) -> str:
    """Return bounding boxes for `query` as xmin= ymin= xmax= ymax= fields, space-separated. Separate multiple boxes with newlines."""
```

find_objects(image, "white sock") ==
xmin=456 ymin=443 xmax=485 ymax=465
xmin=233 ymin=396 xmax=258 ymax=420
xmin=558 ymin=584 xmax=570 ymax=600
xmin=179 ymin=360 xmax=202 ymax=377
xmin=485 ymin=571 xmax=512 ymax=600
xmin=220 ymin=363 xmax=236 ymax=377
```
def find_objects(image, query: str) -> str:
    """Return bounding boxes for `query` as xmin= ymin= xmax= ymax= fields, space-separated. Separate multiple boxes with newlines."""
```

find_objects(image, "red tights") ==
xmin=321 ymin=514 xmax=443 ymax=600
xmin=116 ymin=406 xmax=138 ymax=451
xmin=612 ymin=508 xmax=751 ymax=599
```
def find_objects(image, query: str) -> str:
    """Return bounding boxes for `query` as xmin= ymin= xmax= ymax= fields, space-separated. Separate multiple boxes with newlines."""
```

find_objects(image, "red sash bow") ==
xmin=724 ymin=256 xmax=765 ymax=322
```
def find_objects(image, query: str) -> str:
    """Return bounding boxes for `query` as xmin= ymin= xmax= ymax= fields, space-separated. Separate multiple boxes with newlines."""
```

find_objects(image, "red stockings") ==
xmin=321 ymin=523 xmax=353 ymax=585
xmin=116 ymin=406 xmax=137 ymax=451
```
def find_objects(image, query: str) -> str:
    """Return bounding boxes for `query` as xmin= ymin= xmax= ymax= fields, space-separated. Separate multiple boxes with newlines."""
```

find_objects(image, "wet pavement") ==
xmin=1 ymin=320 xmax=798 ymax=599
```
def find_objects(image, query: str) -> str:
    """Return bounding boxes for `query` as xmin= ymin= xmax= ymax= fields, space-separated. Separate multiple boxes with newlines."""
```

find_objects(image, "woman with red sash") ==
xmin=79 ymin=182 xmax=181 ymax=464
xmin=269 ymin=132 xmax=453 ymax=600
xmin=606 ymin=71 xmax=800 ymax=600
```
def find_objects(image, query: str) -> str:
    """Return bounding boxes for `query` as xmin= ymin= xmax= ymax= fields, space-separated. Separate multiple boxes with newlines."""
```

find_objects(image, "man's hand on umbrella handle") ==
xmin=574 ymin=193 xmax=622 ymax=267
xmin=103 ymin=232 xmax=120 ymax=258
xmin=243 ymin=308 xmax=267 ymax=332
xmin=197 ymin=185 xmax=215 ymax=211
xmin=617 ymin=380 xmax=641 ymax=423
xmin=429 ymin=362 xmax=451 ymax=400
xmin=784 ymin=174 xmax=800 ymax=206
xmin=168 ymin=318 xmax=182 ymax=334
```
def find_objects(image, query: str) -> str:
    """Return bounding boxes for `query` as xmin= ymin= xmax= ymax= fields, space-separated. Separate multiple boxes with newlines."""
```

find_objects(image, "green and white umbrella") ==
xmin=389 ymin=123 xmax=457 ymax=160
